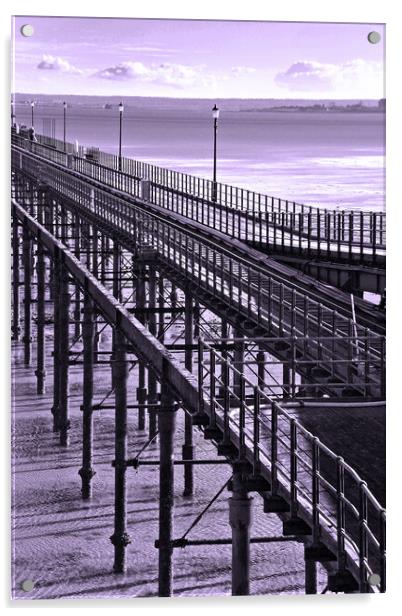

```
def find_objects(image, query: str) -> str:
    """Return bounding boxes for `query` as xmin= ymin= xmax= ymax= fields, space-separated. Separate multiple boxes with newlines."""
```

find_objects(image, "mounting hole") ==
xmin=367 ymin=573 xmax=381 ymax=586
xmin=21 ymin=579 xmax=35 ymax=592
xmin=20 ymin=24 xmax=34 ymax=37
xmin=367 ymin=31 xmax=381 ymax=44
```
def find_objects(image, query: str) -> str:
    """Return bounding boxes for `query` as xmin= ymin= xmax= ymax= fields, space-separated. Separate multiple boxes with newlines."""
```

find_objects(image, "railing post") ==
xmin=79 ymin=286 xmax=96 ymax=499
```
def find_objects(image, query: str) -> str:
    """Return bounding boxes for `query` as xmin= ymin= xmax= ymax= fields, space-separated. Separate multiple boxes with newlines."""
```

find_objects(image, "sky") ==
xmin=12 ymin=16 xmax=385 ymax=99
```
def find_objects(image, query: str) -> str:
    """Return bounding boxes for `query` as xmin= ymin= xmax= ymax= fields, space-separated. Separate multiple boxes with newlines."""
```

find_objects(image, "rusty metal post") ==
xmin=229 ymin=470 xmax=253 ymax=596
xmin=110 ymin=327 xmax=131 ymax=572
xmin=35 ymin=237 xmax=46 ymax=394
xmin=147 ymin=267 xmax=158 ymax=439
xmin=51 ymin=248 xmax=61 ymax=431
xmin=305 ymin=558 xmax=317 ymax=594
xmin=79 ymin=286 xmax=96 ymax=499
xmin=59 ymin=257 xmax=71 ymax=447
xmin=12 ymin=216 xmax=21 ymax=341
xmin=22 ymin=221 xmax=32 ymax=366
xmin=158 ymin=373 xmax=177 ymax=597
xmin=183 ymin=290 xmax=194 ymax=496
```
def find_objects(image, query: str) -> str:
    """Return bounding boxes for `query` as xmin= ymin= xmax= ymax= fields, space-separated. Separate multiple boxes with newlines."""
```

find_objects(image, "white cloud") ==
xmin=37 ymin=54 xmax=83 ymax=75
xmin=96 ymin=61 xmax=215 ymax=89
xmin=275 ymin=59 xmax=383 ymax=95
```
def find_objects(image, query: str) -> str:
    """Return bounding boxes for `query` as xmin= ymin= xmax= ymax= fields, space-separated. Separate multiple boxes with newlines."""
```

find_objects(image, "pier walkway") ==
xmin=11 ymin=131 xmax=386 ymax=596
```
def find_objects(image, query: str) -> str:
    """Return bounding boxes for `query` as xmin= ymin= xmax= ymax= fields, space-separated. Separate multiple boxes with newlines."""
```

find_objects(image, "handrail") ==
xmin=11 ymin=132 xmax=386 ymax=262
xmin=199 ymin=337 xmax=385 ymax=592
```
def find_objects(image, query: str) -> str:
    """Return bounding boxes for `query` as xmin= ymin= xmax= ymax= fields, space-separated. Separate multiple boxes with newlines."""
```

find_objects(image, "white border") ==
xmin=1 ymin=1 xmax=400 ymax=614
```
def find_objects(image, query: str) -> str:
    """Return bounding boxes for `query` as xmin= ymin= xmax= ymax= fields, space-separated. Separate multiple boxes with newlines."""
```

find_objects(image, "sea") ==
xmin=14 ymin=96 xmax=385 ymax=211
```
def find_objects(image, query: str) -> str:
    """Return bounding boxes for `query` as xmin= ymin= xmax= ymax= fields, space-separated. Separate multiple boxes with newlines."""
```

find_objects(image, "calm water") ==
xmin=15 ymin=102 xmax=385 ymax=210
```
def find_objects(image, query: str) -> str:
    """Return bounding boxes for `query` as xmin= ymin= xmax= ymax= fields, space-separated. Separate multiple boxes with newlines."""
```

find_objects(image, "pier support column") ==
xmin=51 ymin=250 xmax=61 ymax=431
xmin=158 ymin=374 xmax=177 ymax=597
xmin=79 ymin=287 xmax=96 ymax=499
xmin=135 ymin=261 xmax=147 ymax=431
xmin=91 ymin=228 xmax=99 ymax=361
xmin=22 ymin=222 xmax=32 ymax=366
xmin=110 ymin=328 xmax=131 ymax=573
xmin=229 ymin=471 xmax=253 ymax=596
xmin=73 ymin=213 xmax=81 ymax=339
xmin=305 ymin=558 xmax=317 ymax=594
xmin=157 ymin=274 xmax=165 ymax=342
xmin=257 ymin=348 xmax=265 ymax=391
xmin=182 ymin=291 xmax=194 ymax=496
xmin=35 ymin=239 xmax=46 ymax=394
xmin=59 ymin=258 xmax=71 ymax=447
xmin=147 ymin=267 xmax=158 ymax=439
xmin=12 ymin=217 xmax=21 ymax=341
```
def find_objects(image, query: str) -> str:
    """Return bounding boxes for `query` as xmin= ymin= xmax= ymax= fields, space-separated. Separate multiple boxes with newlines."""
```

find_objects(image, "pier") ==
xmin=11 ymin=130 xmax=385 ymax=597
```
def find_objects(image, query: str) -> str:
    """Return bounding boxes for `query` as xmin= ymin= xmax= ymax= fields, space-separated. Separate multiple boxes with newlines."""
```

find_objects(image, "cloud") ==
xmin=95 ymin=61 xmax=215 ymax=89
xmin=275 ymin=59 xmax=382 ymax=94
xmin=231 ymin=66 xmax=256 ymax=75
xmin=37 ymin=54 xmax=83 ymax=75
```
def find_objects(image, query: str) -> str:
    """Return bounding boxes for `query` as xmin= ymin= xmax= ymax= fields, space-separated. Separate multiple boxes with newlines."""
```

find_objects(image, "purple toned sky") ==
xmin=12 ymin=16 xmax=385 ymax=98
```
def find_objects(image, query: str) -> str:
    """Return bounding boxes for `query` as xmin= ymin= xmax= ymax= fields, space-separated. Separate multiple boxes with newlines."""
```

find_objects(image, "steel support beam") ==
xmin=35 ymin=238 xmax=46 ymax=394
xmin=79 ymin=287 xmax=96 ymax=499
xmin=158 ymin=376 xmax=177 ymax=597
xmin=229 ymin=471 xmax=253 ymax=596
xmin=110 ymin=328 xmax=131 ymax=572
xmin=305 ymin=558 xmax=318 ymax=594
xmin=147 ymin=267 xmax=158 ymax=439
xmin=12 ymin=217 xmax=21 ymax=341
xmin=59 ymin=258 xmax=71 ymax=447
xmin=22 ymin=221 xmax=32 ymax=366
xmin=183 ymin=290 xmax=194 ymax=496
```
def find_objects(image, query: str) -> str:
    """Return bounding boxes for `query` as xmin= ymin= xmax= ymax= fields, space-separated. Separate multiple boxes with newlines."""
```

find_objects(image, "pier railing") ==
xmin=198 ymin=338 xmax=385 ymax=592
xmin=12 ymin=132 xmax=386 ymax=261
xmin=12 ymin=145 xmax=385 ymax=395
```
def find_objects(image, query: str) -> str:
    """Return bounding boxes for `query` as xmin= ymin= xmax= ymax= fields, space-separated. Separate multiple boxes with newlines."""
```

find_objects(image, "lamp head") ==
xmin=119 ymin=101 xmax=124 ymax=113
xmin=212 ymin=104 xmax=220 ymax=119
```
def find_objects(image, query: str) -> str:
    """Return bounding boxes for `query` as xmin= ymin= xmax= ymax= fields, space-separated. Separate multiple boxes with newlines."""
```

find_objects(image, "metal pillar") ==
xmin=52 ymin=250 xmax=61 ymax=431
xmin=157 ymin=274 xmax=165 ymax=342
xmin=233 ymin=328 xmax=245 ymax=399
xmin=147 ymin=267 xmax=158 ymax=439
xmin=79 ymin=287 xmax=96 ymax=499
xmin=136 ymin=261 xmax=147 ymax=430
xmin=35 ymin=238 xmax=46 ymax=394
xmin=158 ymin=375 xmax=177 ymax=597
xmin=73 ymin=213 xmax=81 ymax=339
xmin=182 ymin=291 xmax=194 ymax=496
xmin=22 ymin=221 xmax=32 ymax=366
xmin=12 ymin=217 xmax=21 ymax=341
xmin=110 ymin=328 xmax=131 ymax=572
xmin=229 ymin=471 xmax=253 ymax=596
xmin=59 ymin=258 xmax=71 ymax=447
xmin=305 ymin=558 xmax=317 ymax=594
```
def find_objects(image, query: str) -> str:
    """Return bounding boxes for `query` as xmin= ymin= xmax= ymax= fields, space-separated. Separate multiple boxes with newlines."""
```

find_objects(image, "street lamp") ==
xmin=31 ymin=101 xmax=35 ymax=128
xmin=212 ymin=104 xmax=220 ymax=202
xmin=63 ymin=101 xmax=67 ymax=151
xmin=118 ymin=101 xmax=124 ymax=171
xmin=11 ymin=99 xmax=15 ymax=126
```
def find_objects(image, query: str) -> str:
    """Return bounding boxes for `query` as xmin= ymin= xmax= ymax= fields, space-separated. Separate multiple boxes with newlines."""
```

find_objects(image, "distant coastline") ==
xmin=237 ymin=100 xmax=385 ymax=114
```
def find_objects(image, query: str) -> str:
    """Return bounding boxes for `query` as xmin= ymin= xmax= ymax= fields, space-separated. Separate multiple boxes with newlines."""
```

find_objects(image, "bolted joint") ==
xmin=229 ymin=497 xmax=253 ymax=530
xmin=110 ymin=532 xmax=131 ymax=548
xmin=111 ymin=459 xmax=128 ymax=469
xmin=126 ymin=458 xmax=140 ymax=470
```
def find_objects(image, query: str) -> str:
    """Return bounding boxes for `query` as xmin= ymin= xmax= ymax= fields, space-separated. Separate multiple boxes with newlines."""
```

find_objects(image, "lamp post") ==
xmin=31 ymin=101 xmax=35 ymax=129
xmin=118 ymin=101 xmax=124 ymax=171
xmin=11 ymin=99 xmax=15 ymax=126
xmin=63 ymin=101 xmax=67 ymax=151
xmin=212 ymin=104 xmax=220 ymax=202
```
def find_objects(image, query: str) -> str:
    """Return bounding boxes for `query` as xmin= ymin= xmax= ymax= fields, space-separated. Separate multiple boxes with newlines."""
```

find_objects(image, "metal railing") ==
xmin=11 ymin=145 xmax=385 ymax=394
xmin=198 ymin=338 xmax=385 ymax=592
xmin=11 ymin=132 xmax=386 ymax=262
